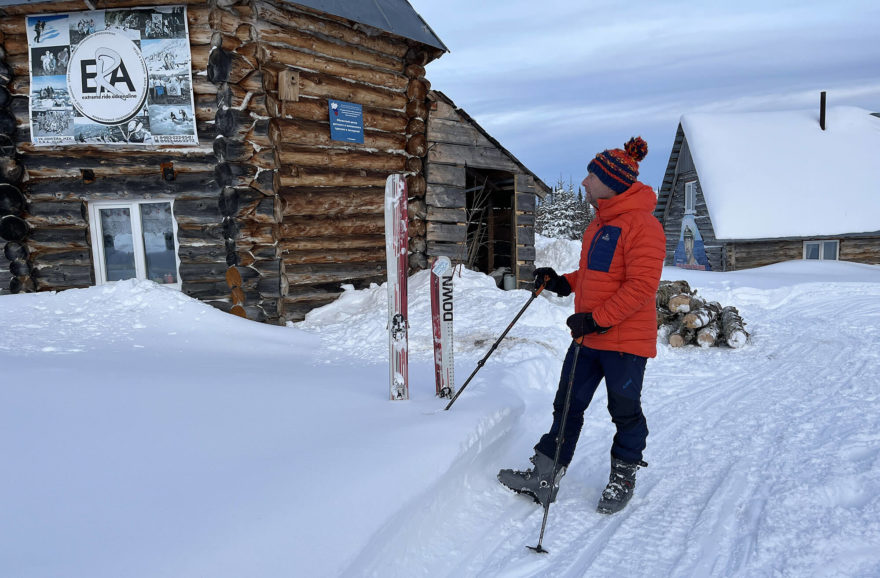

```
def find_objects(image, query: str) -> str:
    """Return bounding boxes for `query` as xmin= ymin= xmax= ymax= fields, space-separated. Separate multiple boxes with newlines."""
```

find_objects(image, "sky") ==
xmin=407 ymin=0 xmax=880 ymax=191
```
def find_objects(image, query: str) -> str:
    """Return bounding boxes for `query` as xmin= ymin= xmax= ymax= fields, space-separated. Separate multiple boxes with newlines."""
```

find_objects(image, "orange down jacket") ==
xmin=562 ymin=181 xmax=666 ymax=358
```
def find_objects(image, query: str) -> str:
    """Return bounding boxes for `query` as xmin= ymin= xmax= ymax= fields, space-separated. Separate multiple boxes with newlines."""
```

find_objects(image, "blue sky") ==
xmin=408 ymin=0 xmax=880 ymax=191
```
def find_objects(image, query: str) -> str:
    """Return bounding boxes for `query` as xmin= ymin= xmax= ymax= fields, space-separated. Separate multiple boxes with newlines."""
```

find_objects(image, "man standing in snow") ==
xmin=498 ymin=137 xmax=666 ymax=514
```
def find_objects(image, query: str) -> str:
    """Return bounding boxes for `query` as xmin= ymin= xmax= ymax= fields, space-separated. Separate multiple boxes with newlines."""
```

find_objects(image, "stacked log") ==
xmin=657 ymin=279 xmax=749 ymax=348
xmin=0 ymin=39 xmax=31 ymax=294
xmin=207 ymin=2 xmax=283 ymax=323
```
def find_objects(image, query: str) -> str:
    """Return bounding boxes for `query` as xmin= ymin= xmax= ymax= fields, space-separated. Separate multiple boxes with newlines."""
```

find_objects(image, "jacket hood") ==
xmin=595 ymin=181 xmax=657 ymax=219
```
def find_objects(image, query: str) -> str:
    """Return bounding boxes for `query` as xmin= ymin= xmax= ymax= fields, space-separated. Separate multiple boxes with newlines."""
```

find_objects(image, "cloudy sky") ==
xmin=408 ymin=0 xmax=880 ymax=191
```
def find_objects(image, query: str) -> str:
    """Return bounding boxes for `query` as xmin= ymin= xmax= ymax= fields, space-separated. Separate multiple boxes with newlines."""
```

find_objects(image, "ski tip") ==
xmin=527 ymin=545 xmax=549 ymax=554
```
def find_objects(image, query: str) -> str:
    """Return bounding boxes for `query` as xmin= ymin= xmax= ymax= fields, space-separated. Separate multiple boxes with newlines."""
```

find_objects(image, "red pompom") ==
xmin=624 ymin=137 xmax=648 ymax=162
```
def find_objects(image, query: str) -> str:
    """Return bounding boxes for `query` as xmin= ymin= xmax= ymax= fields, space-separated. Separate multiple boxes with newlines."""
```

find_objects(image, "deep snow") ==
xmin=2 ymin=235 xmax=880 ymax=577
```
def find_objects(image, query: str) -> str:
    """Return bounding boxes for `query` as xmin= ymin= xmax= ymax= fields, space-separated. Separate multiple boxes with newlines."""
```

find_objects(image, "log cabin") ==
xmin=654 ymin=103 xmax=880 ymax=271
xmin=425 ymin=90 xmax=550 ymax=288
xmin=0 ymin=0 xmax=479 ymax=323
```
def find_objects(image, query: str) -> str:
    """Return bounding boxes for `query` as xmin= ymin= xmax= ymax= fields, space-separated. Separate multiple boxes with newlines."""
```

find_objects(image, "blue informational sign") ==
xmin=328 ymin=99 xmax=364 ymax=144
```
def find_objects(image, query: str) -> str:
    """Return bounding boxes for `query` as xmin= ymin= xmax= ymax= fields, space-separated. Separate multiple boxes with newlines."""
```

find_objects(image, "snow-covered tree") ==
xmin=536 ymin=177 xmax=593 ymax=240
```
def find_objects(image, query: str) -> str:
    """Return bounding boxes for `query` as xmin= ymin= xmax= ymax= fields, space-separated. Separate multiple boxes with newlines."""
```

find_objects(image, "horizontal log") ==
xmin=31 ymin=263 xmax=92 ymax=289
xmin=427 ymin=222 xmax=466 ymax=243
xmin=280 ymin=186 xmax=384 ymax=216
xmin=284 ymin=262 xmax=385 ymax=286
xmin=281 ymin=214 xmax=384 ymax=238
xmin=427 ymin=241 xmax=466 ymax=260
xmin=271 ymin=117 xmax=406 ymax=150
xmin=25 ymin=226 xmax=88 ymax=250
xmin=295 ymin=70 xmax=407 ymax=110
xmin=282 ymin=247 xmax=386 ymax=265
xmin=266 ymin=96 xmax=408 ymax=133
xmin=177 ymin=243 xmax=227 ymax=264
xmin=279 ymin=234 xmax=384 ymax=252
xmin=256 ymin=21 xmax=402 ymax=72
xmin=428 ymin=142 xmax=519 ymax=171
xmin=427 ymin=183 xmax=465 ymax=208
xmin=426 ymin=164 xmax=465 ymax=187
xmin=427 ymin=207 xmax=467 ymax=223
xmin=25 ymin=201 xmax=86 ymax=227
xmin=253 ymin=0 xmax=408 ymax=60
xmin=3 ymin=240 xmax=27 ymax=261
xmin=260 ymin=44 xmax=407 ymax=91
xmin=18 ymin=152 xmax=216 ymax=180
xmin=276 ymin=145 xmax=406 ymax=173
xmin=277 ymin=166 xmax=394 ymax=188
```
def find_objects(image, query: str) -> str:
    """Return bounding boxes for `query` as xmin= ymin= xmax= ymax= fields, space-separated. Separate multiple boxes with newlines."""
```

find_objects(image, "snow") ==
xmin=3 ymin=236 xmax=880 ymax=577
xmin=681 ymin=106 xmax=880 ymax=240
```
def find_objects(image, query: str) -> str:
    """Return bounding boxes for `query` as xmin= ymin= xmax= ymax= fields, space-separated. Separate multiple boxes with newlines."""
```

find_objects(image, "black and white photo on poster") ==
xmin=68 ymin=11 xmax=104 ymax=45
xmin=73 ymin=107 xmax=153 ymax=145
xmin=27 ymin=13 xmax=69 ymax=46
xmin=27 ymin=5 xmax=197 ymax=147
xmin=30 ymin=45 xmax=71 ymax=76
xmin=30 ymin=75 xmax=72 ymax=112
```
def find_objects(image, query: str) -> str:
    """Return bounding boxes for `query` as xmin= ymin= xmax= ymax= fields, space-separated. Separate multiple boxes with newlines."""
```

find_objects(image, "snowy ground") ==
xmin=2 ymin=236 xmax=880 ymax=577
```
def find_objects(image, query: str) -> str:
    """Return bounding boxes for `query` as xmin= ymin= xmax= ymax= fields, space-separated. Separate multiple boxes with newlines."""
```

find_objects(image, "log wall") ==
xmin=724 ymin=235 xmax=880 ymax=270
xmin=253 ymin=0 xmax=437 ymax=322
xmin=0 ymin=0 xmax=442 ymax=322
xmin=425 ymin=93 xmax=543 ymax=288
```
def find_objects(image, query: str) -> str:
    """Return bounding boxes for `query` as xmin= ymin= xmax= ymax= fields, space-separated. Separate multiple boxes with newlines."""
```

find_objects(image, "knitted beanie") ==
xmin=587 ymin=137 xmax=648 ymax=194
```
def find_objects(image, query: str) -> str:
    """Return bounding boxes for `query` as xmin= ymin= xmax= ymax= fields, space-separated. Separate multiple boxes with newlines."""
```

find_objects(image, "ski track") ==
xmin=347 ymin=283 xmax=880 ymax=577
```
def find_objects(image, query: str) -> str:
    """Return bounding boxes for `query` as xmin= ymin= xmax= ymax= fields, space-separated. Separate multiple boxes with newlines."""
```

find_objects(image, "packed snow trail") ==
xmin=338 ymin=269 xmax=880 ymax=577
xmin=2 ymin=249 xmax=880 ymax=577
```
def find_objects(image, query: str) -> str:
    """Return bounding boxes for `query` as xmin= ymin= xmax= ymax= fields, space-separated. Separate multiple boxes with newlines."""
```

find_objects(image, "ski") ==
xmin=430 ymin=256 xmax=455 ymax=398
xmin=385 ymin=174 xmax=409 ymax=400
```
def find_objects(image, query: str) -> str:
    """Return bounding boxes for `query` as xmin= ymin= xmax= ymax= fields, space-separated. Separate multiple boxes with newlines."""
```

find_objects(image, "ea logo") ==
xmin=67 ymin=30 xmax=148 ymax=125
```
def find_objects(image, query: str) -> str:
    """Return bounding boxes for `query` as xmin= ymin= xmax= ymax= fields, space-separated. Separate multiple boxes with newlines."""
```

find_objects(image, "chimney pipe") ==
xmin=820 ymin=91 xmax=826 ymax=130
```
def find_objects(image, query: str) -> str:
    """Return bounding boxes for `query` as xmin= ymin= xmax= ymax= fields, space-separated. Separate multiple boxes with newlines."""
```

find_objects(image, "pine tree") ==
xmin=536 ymin=177 xmax=593 ymax=240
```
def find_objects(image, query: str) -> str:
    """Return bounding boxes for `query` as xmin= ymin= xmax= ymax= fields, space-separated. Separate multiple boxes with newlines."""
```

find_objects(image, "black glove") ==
xmin=566 ymin=312 xmax=611 ymax=339
xmin=533 ymin=267 xmax=572 ymax=296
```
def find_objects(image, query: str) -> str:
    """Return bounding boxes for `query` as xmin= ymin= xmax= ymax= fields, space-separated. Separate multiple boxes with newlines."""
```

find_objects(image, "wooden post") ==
xmin=820 ymin=91 xmax=826 ymax=131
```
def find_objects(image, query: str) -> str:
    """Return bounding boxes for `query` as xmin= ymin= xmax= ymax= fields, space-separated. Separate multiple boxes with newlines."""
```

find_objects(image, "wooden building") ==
xmin=654 ymin=105 xmax=880 ymax=271
xmin=0 ymin=0 xmax=449 ymax=323
xmin=425 ymin=91 xmax=549 ymax=288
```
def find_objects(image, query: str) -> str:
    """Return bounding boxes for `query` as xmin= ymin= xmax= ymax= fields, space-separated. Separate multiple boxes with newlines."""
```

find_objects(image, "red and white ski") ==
xmin=430 ymin=256 xmax=455 ymax=398
xmin=385 ymin=174 xmax=409 ymax=400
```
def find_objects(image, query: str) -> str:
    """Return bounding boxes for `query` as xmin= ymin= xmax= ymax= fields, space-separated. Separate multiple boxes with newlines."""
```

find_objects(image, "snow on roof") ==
xmin=681 ymin=106 xmax=880 ymax=240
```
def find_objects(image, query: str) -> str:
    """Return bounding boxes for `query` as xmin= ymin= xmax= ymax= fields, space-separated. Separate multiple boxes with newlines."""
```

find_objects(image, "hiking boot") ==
xmin=597 ymin=457 xmax=646 ymax=514
xmin=498 ymin=451 xmax=565 ymax=506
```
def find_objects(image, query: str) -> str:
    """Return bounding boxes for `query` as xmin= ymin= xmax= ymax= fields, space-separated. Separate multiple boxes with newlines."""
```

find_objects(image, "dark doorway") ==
xmin=464 ymin=167 xmax=515 ymax=276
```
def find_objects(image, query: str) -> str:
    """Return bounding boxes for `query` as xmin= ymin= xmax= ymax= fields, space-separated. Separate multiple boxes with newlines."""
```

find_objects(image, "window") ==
xmin=684 ymin=181 xmax=696 ymax=214
xmin=803 ymin=240 xmax=839 ymax=261
xmin=88 ymin=200 xmax=181 ymax=286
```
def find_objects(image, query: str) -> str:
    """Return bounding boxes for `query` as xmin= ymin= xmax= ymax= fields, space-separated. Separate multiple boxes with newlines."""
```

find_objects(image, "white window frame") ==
xmin=803 ymin=240 xmax=839 ymax=261
xmin=88 ymin=199 xmax=182 ymax=287
xmin=684 ymin=181 xmax=697 ymax=214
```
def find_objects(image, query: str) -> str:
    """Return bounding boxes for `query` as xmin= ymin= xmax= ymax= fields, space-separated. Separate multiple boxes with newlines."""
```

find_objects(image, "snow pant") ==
xmin=535 ymin=342 xmax=648 ymax=467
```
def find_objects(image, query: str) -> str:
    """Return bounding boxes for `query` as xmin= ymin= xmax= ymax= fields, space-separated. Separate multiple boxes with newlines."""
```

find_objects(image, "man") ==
xmin=498 ymin=137 xmax=666 ymax=514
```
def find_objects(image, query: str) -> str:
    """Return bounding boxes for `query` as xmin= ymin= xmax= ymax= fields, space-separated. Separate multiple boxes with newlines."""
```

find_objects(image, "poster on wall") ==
xmin=26 ymin=6 xmax=198 ymax=146
xmin=673 ymin=214 xmax=712 ymax=270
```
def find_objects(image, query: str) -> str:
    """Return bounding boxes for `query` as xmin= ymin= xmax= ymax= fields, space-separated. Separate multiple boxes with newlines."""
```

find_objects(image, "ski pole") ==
xmin=528 ymin=339 xmax=581 ymax=554
xmin=444 ymin=281 xmax=546 ymax=411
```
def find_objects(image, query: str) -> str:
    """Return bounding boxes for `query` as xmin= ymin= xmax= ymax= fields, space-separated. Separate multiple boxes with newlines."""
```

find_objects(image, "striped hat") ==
xmin=588 ymin=137 xmax=648 ymax=194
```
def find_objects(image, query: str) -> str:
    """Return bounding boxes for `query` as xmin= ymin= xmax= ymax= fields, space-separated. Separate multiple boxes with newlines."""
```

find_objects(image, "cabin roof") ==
xmin=0 ymin=0 xmax=448 ymax=52
xmin=672 ymin=106 xmax=880 ymax=240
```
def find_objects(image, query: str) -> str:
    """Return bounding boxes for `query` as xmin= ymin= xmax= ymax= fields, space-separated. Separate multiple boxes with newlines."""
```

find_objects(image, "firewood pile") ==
xmin=656 ymin=280 xmax=749 ymax=349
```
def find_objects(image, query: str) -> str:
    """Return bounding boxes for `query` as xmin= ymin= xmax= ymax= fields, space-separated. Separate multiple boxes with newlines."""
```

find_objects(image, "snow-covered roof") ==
xmin=681 ymin=106 xmax=880 ymax=240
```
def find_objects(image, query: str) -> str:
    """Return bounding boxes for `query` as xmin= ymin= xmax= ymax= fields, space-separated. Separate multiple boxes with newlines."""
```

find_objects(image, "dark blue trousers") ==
xmin=535 ymin=343 xmax=648 ymax=467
